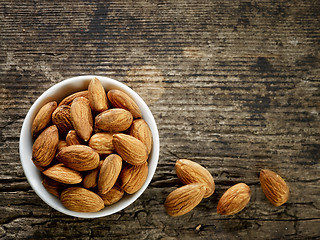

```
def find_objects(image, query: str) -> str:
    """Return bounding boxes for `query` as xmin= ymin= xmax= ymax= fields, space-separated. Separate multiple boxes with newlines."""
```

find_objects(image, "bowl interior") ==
xmin=19 ymin=75 xmax=159 ymax=218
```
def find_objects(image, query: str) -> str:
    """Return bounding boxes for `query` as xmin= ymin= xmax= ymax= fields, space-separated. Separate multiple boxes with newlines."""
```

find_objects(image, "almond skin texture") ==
xmin=175 ymin=159 xmax=215 ymax=198
xmin=99 ymin=184 xmax=124 ymax=205
xmin=98 ymin=154 xmax=122 ymax=194
xmin=88 ymin=77 xmax=109 ymax=113
xmin=43 ymin=163 xmax=83 ymax=184
xmin=129 ymin=119 xmax=153 ymax=155
xmin=66 ymin=130 xmax=85 ymax=146
xmin=32 ymin=101 xmax=57 ymax=139
xmin=60 ymin=187 xmax=104 ymax=212
xmin=57 ymin=140 xmax=68 ymax=153
xmin=260 ymin=169 xmax=289 ymax=206
xmin=56 ymin=145 xmax=100 ymax=171
xmin=58 ymin=90 xmax=88 ymax=106
xmin=52 ymin=105 xmax=73 ymax=136
xmin=164 ymin=183 xmax=206 ymax=217
xmin=88 ymin=132 xmax=114 ymax=156
xmin=95 ymin=108 xmax=133 ymax=132
xmin=107 ymin=89 xmax=142 ymax=118
xmin=82 ymin=161 xmax=103 ymax=189
xmin=70 ymin=97 xmax=93 ymax=141
xmin=217 ymin=183 xmax=251 ymax=216
xmin=119 ymin=162 xmax=148 ymax=194
xmin=42 ymin=177 xmax=65 ymax=198
xmin=32 ymin=125 xmax=59 ymax=168
xmin=113 ymin=133 xmax=148 ymax=165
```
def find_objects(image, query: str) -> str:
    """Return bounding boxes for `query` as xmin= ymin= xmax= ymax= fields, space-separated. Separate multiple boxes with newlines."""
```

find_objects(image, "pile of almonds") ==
xmin=164 ymin=159 xmax=290 ymax=216
xmin=31 ymin=77 xmax=153 ymax=212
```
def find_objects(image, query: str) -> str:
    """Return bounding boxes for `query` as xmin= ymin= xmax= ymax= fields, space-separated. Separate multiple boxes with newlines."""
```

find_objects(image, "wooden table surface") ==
xmin=1 ymin=1 xmax=319 ymax=239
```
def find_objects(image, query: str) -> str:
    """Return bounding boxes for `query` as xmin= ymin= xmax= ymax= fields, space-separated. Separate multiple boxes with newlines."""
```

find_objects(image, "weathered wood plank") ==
xmin=0 ymin=0 xmax=319 ymax=239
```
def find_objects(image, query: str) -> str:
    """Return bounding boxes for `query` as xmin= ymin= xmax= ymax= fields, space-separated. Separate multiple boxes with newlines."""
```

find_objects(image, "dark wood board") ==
xmin=0 ymin=0 xmax=319 ymax=239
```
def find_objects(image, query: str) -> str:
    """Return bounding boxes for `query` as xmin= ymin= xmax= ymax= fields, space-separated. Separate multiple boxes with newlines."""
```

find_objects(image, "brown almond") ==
xmin=42 ymin=177 xmax=65 ymax=198
xmin=43 ymin=163 xmax=83 ymax=184
xmin=260 ymin=169 xmax=289 ymax=206
xmin=61 ymin=187 xmax=104 ymax=212
xmin=88 ymin=77 xmax=109 ymax=113
xmin=113 ymin=133 xmax=148 ymax=165
xmin=58 ymin=90 xmax=88 ymax=106
xmin=82 ymin=161 xmax=103 ymax=189
xmin=217 ymin=183 xmax=251 ymax=215
xmin=56 ymin=145 xmax=100 ymax=171
xmin=32 ymin=125 xmax=59 ymax=168
xmin=119 ymin=162 xmax=148 ymax=194
xmin=88 ymin=132 xmax=115 ymax=156
xmin=164 ymin=183 xmax=206 ymax=217
xmin=99 ymin=184 xmax=124 ymax=205
xmin=32 ymin=101 xmax=57 ymax=139
xmin=57 ymin=140 xmax=68 ymax=153
xmin=66 ymin=130 xmax=85 ymax=146
xmin=70 ymin=97 xmax=93 ymax=141
xmin=95 ymin=108 xmax=133 ymax=132
xmin=98 ymin=154 xmax=122 ymax=194
xmin=175 ymin=159 xmax=215 ymax=198
xmin=129 ymin=119 xmax=153 ymax=155
xmin=52 ymin=105 xmax=73 ymax=136
xmin=107 ymin=89 xmax=142 ymax=118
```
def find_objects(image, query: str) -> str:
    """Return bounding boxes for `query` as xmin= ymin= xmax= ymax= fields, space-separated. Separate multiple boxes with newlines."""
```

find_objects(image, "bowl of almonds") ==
xmin=19 ymin=75 xmax=159 ymax=218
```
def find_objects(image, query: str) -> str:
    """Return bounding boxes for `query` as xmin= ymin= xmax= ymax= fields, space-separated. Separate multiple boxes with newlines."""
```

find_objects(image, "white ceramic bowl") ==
xmin=19 ymin=75 xmax=160 ymax=218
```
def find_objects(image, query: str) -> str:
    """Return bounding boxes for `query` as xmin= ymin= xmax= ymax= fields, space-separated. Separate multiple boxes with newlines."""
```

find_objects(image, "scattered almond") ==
xmin=260 ymin=169 xmax=289 ymax=206
xmin=217 ymin=183 xmax=251 ymax=215
xmin=175 ymin=159 xmax=215 ymax=198
xmin=164 ymin=183 xmax=206 ymax=217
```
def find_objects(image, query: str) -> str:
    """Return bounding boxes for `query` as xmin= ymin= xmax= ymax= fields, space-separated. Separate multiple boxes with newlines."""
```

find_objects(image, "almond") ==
xmin=57 ymin=140 xmax=68 ymax=153
xmin=66 ymin=130 xmax=85 ymax=146
xmin=119 ymin=162 xmax=148 ymax=194
xmin=107 ymin=89 xmax=142 ymax=118
xmin=260 ymin=169 xmax=289 ymax=206
xmin=58 ymin=90 xmax=88 ymax=106
xmin=217 ymin=183 xmax=251 ymax=215
xmin=95 ymin=108 xmax=133 ymax=132
xmin=42 ymin=177 xmax=65 ymax=198
xmin=99 ymin=184 xmax=124 ymax=205
xmin=83 ymin=161 xmax=103 ymax=189
xmin=98 ymin=154 xmax=122 ymax=194
xmin=52 ymin=105 xmax=73 ymax=136
xmin=175 ymin=159 xmax=215 ymax=198
xmin=32 ymin=125 xmax=59 ymax=168
xmin=32 ymin=101 xmax=57 ymax=139
xmin=88 ymin=77 xmax=109 ymax=113
xmin=164 ymin=183 xmax=206 ymax=217
xmin=56 ymin=145 xmax=100 ymax=171
xmin=88 ymin=132 xmax=114 ymax=156
xmin=113 ymin=133 xmax=148 ymax=165
xmin=60 ymin=187 xmax=104 ymax=212
xmin=70 ymin=97 xmax=93 ymax=141
xmin=43 ymin=163 xmax=83 ymax=184
xmin=129 ymin=119 xmax=152 ymax=155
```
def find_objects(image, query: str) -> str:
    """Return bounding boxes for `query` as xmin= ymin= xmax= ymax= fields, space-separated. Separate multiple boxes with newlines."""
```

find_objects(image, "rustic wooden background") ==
xmin=0 ymin=0 xmax=319 ymax=239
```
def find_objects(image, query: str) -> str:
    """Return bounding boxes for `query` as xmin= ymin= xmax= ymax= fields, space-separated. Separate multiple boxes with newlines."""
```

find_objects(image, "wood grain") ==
xmin=0 ymin=0 xmax=319 ymax=239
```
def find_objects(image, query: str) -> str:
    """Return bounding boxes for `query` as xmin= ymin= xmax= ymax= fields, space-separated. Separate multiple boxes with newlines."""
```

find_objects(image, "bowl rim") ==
xmin=19 ymin=75 xmax=160 ymax=218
